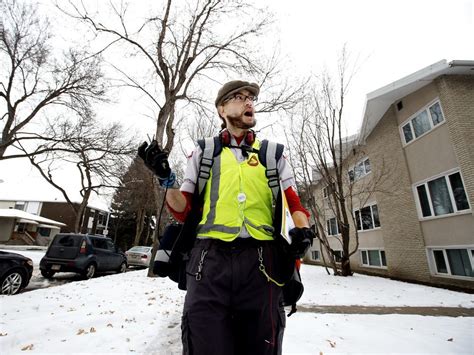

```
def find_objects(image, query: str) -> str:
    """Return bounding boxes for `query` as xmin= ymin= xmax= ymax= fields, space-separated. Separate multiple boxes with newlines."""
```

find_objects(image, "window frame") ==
xmin=322 ymin=182 xmax=335 ymax=199
xmin=399 ymin=99 xmax=446 ymax=146
xmin=333 ymin=250 xmax=343 ymax=263
xmin=413 ymin=168 xmax=471 ymax=220
xmin=426 ymin=246 xmax=474 ymax=280
xmin=348 ymin=157 xmax=371 ymax=182
xmin=360 ymin=249 xmax=387 ymax=269
xmin=311 ymin=250 xmax=321 ymax=261
xmin=326 ymin=217 xmax=339 ymax=236
xmin=14 ymin=201 xmax=26 ymax=211
xmin=353 ymin=203 xmax=381 ymax=232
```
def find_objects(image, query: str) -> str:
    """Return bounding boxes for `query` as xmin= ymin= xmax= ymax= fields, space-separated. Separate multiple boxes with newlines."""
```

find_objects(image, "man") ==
xmin=139 ymin=80 xmax=314 ymax=355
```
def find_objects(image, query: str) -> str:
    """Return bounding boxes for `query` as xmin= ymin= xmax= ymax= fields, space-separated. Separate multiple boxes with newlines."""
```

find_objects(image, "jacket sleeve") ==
xmin=284 ymin=186 xmax=310 ymax=218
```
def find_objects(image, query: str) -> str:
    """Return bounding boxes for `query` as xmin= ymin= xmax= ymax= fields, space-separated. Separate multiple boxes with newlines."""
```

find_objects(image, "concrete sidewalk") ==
xmin=297 ymin=305 xmax=474 ymax=317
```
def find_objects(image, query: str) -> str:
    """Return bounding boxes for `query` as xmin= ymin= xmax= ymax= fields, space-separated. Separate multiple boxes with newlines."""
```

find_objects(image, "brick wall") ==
xmin=435 ymin=75 xmax=474 ymax=210
xmin=365 ymin=106 xmax=432 ymax=282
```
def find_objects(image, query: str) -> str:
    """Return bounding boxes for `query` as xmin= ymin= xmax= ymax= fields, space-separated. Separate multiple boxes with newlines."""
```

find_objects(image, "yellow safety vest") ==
xmin=197 ymin=140 xmax=274 ymax=242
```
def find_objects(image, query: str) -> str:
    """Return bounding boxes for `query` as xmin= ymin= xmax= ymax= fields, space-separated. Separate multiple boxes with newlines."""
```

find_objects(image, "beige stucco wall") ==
xmin=357 ymin=229 xmax=385 ymax=249
xmin=421 ymin=213 xmax=474 ymax=246
xmin=404 ymin=124 xmax=459 ymax=183
xmin=394 ymin=82 xmax=459 ymax=183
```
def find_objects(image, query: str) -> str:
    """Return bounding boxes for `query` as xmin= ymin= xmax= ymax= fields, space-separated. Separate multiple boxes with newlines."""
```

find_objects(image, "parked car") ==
xmin=0 ymin=251 xmax=34 ymax=295
xmin=125 ymin=246 xmax=152 ymax=267
xmin=40 ymin=233 xmax=127 ymax=280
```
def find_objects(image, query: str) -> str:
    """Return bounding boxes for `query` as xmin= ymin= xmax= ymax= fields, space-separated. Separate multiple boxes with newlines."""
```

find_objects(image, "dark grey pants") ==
xmin=182 ymin=238 xmax=286 ymax=355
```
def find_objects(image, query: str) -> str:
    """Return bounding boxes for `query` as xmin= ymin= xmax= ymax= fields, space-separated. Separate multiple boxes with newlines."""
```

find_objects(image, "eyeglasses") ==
xmin=225 ymin=93 xmax=258 ymax=104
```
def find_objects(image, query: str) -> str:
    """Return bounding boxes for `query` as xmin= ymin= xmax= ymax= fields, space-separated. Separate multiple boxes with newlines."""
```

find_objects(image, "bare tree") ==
xmin=112 ymin=157 xmax=158 ymax=246
xmin=20 ymin=115 xmax=135 ymax=232
xmin=286 ymin=47 xmax=392 ymax=276
xmin=62 ymin=0 xmax=304 ymax=151
xmin=0 ymin=0 xmax=106 ymax=159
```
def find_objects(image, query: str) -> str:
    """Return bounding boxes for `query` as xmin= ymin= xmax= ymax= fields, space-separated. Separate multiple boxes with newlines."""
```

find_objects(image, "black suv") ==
xmin=40 ymin=233 xmax=127 ymax=279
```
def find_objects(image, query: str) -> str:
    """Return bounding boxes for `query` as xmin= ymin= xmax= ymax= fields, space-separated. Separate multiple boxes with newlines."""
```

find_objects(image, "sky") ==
xmin=0 ymin=248 xmax=473 ymax=354
xmin=1 ymin=0 xmax=473 ymax=207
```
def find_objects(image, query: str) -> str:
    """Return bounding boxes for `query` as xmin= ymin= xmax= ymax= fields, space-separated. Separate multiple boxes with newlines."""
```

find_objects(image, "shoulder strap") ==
xmin=258 ymin=139 xmax=284 ymax=200
xmin=196 ymin=137 xmax=284 ymax=199
xmin=197 ymin=136 xmax=222 ymax=195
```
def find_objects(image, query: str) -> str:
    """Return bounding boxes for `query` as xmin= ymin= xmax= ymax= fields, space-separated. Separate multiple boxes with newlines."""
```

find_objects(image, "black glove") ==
xmin=138 ymin=141 xmax=172 ymax=179
xmin=288 ymin=227 xmax=315 ymax=259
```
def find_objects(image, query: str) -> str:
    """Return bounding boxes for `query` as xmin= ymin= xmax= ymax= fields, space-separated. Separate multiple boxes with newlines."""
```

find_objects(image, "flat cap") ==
xmin=215 ymin=80 xmax=260 ymax=107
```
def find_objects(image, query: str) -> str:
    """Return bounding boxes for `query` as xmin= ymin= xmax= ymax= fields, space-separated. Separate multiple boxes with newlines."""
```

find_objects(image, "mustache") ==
xmin=226 ymin=113 xmax=256 ymax=129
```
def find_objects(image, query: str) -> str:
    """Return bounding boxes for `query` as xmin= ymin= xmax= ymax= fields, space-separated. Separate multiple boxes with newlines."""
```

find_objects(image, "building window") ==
xmin=429 ymin=248 xmax=474 ymax=278
xmin=401 ymin=100 xmax=445 ymax=145
xmin=333 ymin=250 xmax=343 ymax=262
xmin=348 ymin=158 xmax=371 ymax=182
xmin=14 ymin=201 xmax=26 ymax=211
xmin=415 ymin=171 xmax=470 ymax=218
xmin=354 ymin=204 xmax=381 ymax=231
xmin=97 ymin=213 xmax=107 ymax=226
xmin=311 ymin=250 xmax=320 ymax=261
xmin=326 ymin=217 xmax=339 ymax=236
xmin=360 ymin=249 xmax=387 ymax=268
xmin=37 ymin=227 xmax=51 ymax=237
xmin=322 ymin=183 xmax=334 ymax=199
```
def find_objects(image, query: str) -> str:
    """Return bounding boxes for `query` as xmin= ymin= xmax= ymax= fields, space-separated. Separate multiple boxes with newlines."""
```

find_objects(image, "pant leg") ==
xmin=181 ymin=240 xmax=286 ymax=355
xmin=232 ymin=242 xmax=286 ymax=355
xmin=182 ymin=241 xmax=234 ymax=355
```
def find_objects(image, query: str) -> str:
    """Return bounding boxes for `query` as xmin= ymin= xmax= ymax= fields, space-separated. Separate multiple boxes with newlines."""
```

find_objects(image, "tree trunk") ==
xmin=74 ymin=190 xmax=92 ymax=233
xmin=133 ymin=208 xmax=146 ymax=246
xmin=148 ymin=184 xmax=163 ymax=277
xmin=340 ymin=228 xmax=352 ymax=276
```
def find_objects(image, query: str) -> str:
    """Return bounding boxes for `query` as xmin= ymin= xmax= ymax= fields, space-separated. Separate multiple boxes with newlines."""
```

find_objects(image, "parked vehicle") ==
xmin=0 ymin=251 xmax=34 ymax=295
xmin=125 ymin=246 xmax=152 ymax=267
xmin=40 ymin=233 xmax=127 ymax=280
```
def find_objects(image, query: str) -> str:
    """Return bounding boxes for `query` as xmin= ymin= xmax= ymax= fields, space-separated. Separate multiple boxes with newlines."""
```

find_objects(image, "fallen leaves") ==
xmin=447 ymin=338 xmax=454 ymax=342
xmin=0 ymin=333 xmax=7 ymax=336
xmin=77 ymin=327 xmax=97 ymax=335
xmin=326 ymin=339 xmax=336 ymax=348
xmin=21 ymin=344 xmax=34 ymax=351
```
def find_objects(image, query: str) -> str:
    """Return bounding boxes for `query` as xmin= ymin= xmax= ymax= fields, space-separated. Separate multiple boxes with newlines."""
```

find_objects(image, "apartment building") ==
xmin=308 ymin=60 xmax=473 ymax=290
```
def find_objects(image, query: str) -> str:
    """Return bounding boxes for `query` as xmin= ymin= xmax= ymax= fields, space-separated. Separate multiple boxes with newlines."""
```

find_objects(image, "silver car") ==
xmin=125 ymin=246 xmax=152 ymax=267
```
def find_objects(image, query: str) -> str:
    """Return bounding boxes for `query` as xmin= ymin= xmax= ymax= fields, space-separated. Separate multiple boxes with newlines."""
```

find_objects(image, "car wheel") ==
xmin=41 ymin=269 xmax=56 ymax=279
xmin=82 ymin=264 xmax=96 ymax=280
xmin=1 ymin=269 xmax=24 ymax=295
xmin=118 ymin=262 xmax=127 ymax=273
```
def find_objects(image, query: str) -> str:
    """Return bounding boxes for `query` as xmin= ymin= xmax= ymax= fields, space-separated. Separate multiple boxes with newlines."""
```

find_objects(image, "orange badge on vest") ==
xmin=247 ymin=155 xmax=259 ymax=167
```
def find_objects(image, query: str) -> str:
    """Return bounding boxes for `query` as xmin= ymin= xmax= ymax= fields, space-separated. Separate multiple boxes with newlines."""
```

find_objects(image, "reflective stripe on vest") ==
xmin=197 ymin=140 xmax=274 ymax=242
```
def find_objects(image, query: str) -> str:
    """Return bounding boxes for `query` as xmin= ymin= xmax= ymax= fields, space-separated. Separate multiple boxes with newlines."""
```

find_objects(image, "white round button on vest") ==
xmin=237 ymin=193 xmax=246 ymax=203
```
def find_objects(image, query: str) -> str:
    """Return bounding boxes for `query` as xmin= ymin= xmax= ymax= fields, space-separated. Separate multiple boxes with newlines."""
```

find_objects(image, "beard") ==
xmin=226 ymin=113 xmax=256 ymax=129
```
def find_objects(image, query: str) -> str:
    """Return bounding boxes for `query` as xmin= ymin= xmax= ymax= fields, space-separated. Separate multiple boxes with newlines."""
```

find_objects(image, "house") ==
xmin=0 ymin=208 xmax=65 ymax=246
xmin=308 ymin=59 xmax=473 ymax=290
xmin=0 ymin=199 xmax=110 ymax=244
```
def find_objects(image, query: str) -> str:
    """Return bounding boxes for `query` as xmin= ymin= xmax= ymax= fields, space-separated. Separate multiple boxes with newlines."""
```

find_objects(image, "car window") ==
xmin=106 ymin=240 xmax=116 ymax=252
xmin=91 ymin=238 xmax=108 ymax=250
xmin=53 ymin=235 xmax=81 ymax=247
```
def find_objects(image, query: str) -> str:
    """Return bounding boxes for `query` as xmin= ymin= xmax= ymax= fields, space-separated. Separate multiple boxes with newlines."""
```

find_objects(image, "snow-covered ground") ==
xmin=1 ymin=249 xmax=473 ymax=354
